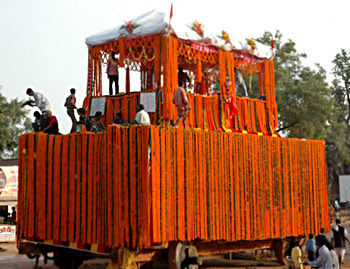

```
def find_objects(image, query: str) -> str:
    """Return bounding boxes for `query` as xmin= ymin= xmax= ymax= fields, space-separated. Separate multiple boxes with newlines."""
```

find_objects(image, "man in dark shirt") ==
xmin=332 ymin=219 xmax=350 ymax=264
xmin=178 ymin=67 xmax=191 ymax=89
xmin=112 ymin=112 xmax=126 ymax=125
xmin=32 ymin=111 xmax=42 ymax=132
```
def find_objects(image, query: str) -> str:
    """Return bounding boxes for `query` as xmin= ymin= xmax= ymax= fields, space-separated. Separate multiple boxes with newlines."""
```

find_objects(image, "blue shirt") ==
xmin=306 ymin=239 xmax=316 ymax=252
xmin=113 ymin=119 xmax=126 ymax=125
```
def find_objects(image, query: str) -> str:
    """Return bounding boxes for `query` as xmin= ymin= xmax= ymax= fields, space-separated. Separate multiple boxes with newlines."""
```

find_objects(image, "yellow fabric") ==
xmin=106 ymin=248 xmax=137 ymax=269
xmin=291 ymin=246 xmax=303 ymax=268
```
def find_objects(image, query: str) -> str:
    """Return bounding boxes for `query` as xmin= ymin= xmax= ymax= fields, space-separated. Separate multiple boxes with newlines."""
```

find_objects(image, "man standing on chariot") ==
xmin=107 ymin=52 xmax=119 ymax=95
xmin=173 ymin=80 xmax=191 ymax=127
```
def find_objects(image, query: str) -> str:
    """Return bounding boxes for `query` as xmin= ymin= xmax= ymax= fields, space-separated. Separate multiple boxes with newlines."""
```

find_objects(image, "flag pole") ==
xmin=168 ymin=3 xmax=173 ymax=32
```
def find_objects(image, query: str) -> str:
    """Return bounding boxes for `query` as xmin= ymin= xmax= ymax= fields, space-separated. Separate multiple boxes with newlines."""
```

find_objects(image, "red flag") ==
xmin=271 ymin=38 xmax=274 ymax=50
xmin=170 ymin=3 xmax=173 ymax=19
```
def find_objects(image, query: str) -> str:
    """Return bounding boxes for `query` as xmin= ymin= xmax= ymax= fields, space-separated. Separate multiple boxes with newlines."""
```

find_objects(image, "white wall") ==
xmin=339 ymin=175 xmax=350 ymax=203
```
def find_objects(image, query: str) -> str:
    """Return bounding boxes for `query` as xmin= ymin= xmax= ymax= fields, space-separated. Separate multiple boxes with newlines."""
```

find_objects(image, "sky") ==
xmin=0 ymin=0 xmax=349 ymax=133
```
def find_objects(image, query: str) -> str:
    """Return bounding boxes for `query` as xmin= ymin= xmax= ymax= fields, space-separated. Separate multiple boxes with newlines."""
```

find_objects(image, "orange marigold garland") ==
xmin=18 ymin=126 xmax=330 ymax=251
xmin=119 ymin=37 xmax=125 ymax=68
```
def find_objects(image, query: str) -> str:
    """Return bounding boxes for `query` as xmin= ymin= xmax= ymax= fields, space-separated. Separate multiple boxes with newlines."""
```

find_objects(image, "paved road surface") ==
xmin=0 ymin=242 xmax=54 ymax=268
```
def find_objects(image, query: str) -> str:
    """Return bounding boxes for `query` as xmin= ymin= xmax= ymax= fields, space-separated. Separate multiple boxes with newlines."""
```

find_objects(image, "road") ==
xmin=0 ymin=242 xmax=54 ymax=268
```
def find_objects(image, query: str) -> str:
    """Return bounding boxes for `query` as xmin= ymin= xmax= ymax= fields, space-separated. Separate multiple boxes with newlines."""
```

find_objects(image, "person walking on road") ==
xmin=306 ymin=233 xmax=317 ymax=261
xmin=326 ymin=241 xmax=340 ymax=269
xmin=332 ymin=219 xmax=350 ymax=265
xmin=304 ymin=235 xmax=332 ymax=269
xmin=291 ymin=241 xmax=303 ymax=268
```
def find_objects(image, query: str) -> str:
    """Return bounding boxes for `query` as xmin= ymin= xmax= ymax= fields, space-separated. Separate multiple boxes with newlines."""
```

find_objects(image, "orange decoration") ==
xmin=196 ymin=58 xmax=202 ymax=83
xmin=119 ymin=37 xmax=125 ymax=67
xmin=126 ymin=67 xmax=130 ymax=93
xmin=18 ymin=126 xmax=329 ymax=252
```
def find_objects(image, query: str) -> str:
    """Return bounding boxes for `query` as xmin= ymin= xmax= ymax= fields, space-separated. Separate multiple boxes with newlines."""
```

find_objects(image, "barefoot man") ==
xmin=173 ymin=80 xmax=191 ymax=127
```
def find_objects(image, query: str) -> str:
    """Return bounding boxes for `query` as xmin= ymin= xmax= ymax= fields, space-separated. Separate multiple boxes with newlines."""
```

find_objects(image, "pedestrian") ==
xmin=332 ymin=219 xmax=350 ymax=265
xmin=9 ymin=207 xmax=16 ymax=222
xmin=90 ymin=111 xmax=106 ymax=132
xmin=173 ymin=80 xmax=191 ymax=127
xmin=32 ymin=111 xmax=42 ymax=132
xmin=291 ymin=241 xmax=303 ymax=268
xmin=334 ymin=209 xmax=340 ymax=221
xmin=304 ymin=235 xmax=332 ymax=269
xmin=331 ymin=205 xmax=335 ymax=223
xmin=65 ymin=88 xmax=77 ymax=133
xmin=334 ymin=200 xmax=340 ymax=210
xmin=42 ymin=110 xmax=59 ymax=135
xmin=112 ymin=112 xmax=126 ymax=125
xmin=306 ymin=233 xmax=316 ymax=261
xmin=326 ymin=241 xmax=340 ymax=269
xmin=25 ymin=88 xmax=51 ymax=113
xmin=107 ymin=52 xmax=119 ymax=95
xmin=133 ymin=104 xmax=150 ymax=125
xmin=317 ymin=227 xmax=331 ymax=259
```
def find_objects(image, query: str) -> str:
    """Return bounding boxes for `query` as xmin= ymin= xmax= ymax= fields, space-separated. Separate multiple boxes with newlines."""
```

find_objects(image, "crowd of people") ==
xmin=23 ymin=87 xmax=151 ymax=135
xmin=22 ymin=59 xmax=264 ymax=135
xmin=24 ymin=71 xmax=240 ymax=133
xmin=289 ymin=218 xmax=349 ymax=269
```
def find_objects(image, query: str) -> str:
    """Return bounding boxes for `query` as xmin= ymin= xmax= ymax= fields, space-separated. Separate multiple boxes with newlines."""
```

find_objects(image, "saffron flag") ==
xmin=271 ymin=38 xmax=274 ymax=50
xmin=170 ymin=3 xmax=173 ymax=20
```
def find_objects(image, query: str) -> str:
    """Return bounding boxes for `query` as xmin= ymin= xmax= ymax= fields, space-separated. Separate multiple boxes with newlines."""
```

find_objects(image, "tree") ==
xmin=256 ymin=31 xmax=335 ymax=140
xmin=332 ymin=49 xmax=350 ymax=124
xmin=327 ymin=49 xmax=350 ymax=186
xmin=0 ymin=86 xmax=31 ymax=159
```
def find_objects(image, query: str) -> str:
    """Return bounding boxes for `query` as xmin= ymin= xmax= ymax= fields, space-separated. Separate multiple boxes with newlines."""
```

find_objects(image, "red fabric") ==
xmin=271 ymin=38 xmax=274 ymax=50
xmin=47 ymin=115 xmax=59 ymax=129
xmin=228 ymin=94 xmax=238 ymax=117
xmin=126 ymin=67 xmax=130 ymax=93
xmin=170 ymin=3 xmax=173 ymax=19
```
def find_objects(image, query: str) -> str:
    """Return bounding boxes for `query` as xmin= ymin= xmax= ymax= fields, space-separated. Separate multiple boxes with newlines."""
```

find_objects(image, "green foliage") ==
xmin=332 ymin=49 xmax=350 ymax=124
xmin=328 ymin=49 xmax=350 ymax=177
xmin=257 ymin=33 xmax=350 ymax=186
xmin=257 ymin=31 xmax=334 ymax=140
xmin=0 ymin=86 xmax=31 ymax=159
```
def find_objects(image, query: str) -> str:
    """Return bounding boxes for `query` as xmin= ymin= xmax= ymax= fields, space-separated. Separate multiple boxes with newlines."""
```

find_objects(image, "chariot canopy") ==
xmin=84 ymin=10 xmax=278 ymax=135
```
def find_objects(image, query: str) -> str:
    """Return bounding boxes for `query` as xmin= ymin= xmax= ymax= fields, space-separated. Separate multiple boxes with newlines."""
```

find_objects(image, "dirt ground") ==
xmin=1 ymin=221 xmax=350 ymax=269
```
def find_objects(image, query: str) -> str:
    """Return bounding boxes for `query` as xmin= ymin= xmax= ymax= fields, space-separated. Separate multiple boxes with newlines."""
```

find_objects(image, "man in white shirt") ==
xmin=326 ymin=241 xmax=340 ymax=269
xmin=25 ymin=88 xmax=51 ymax=113
xmin=134 ymin=104 xmax=150 ymax=125
xmin=332 ymin=219 xmax=350 ymax=264
xmin=305 ymin=235 xmax=332 ymax=269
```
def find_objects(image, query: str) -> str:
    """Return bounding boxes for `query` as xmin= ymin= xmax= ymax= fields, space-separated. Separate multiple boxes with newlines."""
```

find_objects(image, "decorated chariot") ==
xmin=17 ymin=10 xmax=329 ymax=268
